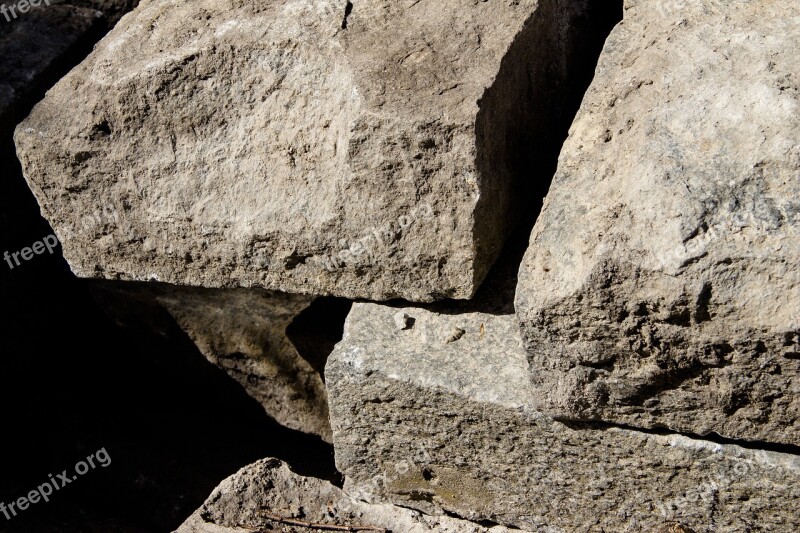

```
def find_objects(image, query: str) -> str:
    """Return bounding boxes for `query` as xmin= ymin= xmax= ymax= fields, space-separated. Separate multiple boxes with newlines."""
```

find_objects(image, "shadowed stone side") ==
xmin=177 ymin=457 xmax=521 ymax=533
xmin=90 ymin=281 xmax=332 ymax=442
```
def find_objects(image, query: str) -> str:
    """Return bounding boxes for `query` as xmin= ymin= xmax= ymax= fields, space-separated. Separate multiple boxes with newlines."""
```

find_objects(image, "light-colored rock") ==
xmin=90 ymin=281 xmax=332 ymax=441
xmin=0 ymin=3 xmax=103 ymax=132
xmin=515 ymin=0 xmax=800 ymax=445
xmin=14 ymin=0 xmax=595 ymax=302
xmin=327 ymin=302 xmax=800 ymax=532
xmin=176 ymin=457 xmax=521 ymax=533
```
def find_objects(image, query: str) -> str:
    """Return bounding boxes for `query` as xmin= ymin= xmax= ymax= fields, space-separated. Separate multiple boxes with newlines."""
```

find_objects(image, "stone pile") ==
xmin=11 ymin=0 xmax=799 ymax=531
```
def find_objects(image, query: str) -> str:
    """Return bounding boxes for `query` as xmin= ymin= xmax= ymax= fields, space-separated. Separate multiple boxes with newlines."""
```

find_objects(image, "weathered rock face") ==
xmin=0 ymin=3 xmax=103 ymax=133
xmin=90 ymin=282 xmax=332 ymax=442
xmin=515 ymin=0 xmax=800 ymax=445
xmin=177 ymin=457 xmax=521 ymax=533
xmin=15 ymin=0 xmax=596 ymax=302
xmin=327 ymin=303 xmax=800 ymax=532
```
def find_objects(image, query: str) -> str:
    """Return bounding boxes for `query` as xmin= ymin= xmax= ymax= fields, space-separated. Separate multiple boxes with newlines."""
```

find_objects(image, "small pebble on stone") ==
xmin=393 ymin=312 xmax=413 ymax=330
xmin=446 ymin=327 xmax=466 ymax=344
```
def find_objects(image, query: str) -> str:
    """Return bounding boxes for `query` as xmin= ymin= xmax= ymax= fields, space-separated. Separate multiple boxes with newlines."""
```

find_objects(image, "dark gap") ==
xmin=341 ymin=0 xmax=353 ymax=30
xmin=287 ymin=296 xmax=353 ymax=380
xmin=372 ymin=1 xmax=624 ymax=318
xmin=1 ymin=277 xmax=341 ymax=532
xmin=558 ymin=419 xmax=800 ymax=456
xmin=464 ymin=0 xmax=624 ymax=316
xmin=694 ymin=282 xmax=713 ymax=322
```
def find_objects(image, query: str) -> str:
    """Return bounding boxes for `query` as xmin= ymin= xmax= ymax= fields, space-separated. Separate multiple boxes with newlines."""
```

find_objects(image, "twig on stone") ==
xmin=240 ymin=511 xmax=388 ymax=532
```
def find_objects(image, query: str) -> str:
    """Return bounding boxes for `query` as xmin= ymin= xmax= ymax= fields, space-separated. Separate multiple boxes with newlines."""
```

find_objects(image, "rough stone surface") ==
xmin=90 ymin=281 xmax=332 ymax=442
xmin=176 ymin=457 xmax=521 ymax=533
xmin=0 ymin=3 xmax=103 ymax=132
xmin=515 ymin=0 xmax=800 ymax=445
xmin=15 ymin=0 xmax=595 ymax=302
xmin=327 ymin=302 xmax=800 ymax=532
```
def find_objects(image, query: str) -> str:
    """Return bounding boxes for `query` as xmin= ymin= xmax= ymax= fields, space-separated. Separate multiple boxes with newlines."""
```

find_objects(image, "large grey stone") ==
xmin=176 ymin=457 xmax=521 ymax=533
xmin=327 ymin=302 xmax=800 ymax=532
xmin=515 ymin=0 xmax=800 ymax=445
xmin=15 ymin=0 xmax=594 ymax=302
xmin=90 ymin=281 xmax=332 ymax=441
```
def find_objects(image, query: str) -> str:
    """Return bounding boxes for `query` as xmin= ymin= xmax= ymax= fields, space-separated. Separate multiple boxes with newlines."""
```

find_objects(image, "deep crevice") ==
xmin=431 ymin=0 xmax=624 ymax=316
xmin=341 ymin=0 xmax=353 ymax=30
xmin=695 ymin=282 xmax=713 ymax=323
xmin=558 ymin=418 xmax=800 ymax=456
xmin=287 ymin=296 xmax=353 ymax=380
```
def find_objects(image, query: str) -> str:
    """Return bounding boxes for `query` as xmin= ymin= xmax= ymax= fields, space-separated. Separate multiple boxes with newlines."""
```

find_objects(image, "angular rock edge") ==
xmin=515 ymin=0 xmax=800 ymax=445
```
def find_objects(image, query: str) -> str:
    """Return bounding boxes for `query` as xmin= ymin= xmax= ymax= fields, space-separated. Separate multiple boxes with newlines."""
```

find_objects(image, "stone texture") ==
xmin=89 ymin=281 xmax=332 ymax=442
xmin=15 ymin=0 xmax=595 ymax=302
xmin=327 ymin=302 xmax=800 ymax=532
xmin=515 ymin=0 xmax=800 ymax=445
xmin=176 ymin=457 xmax=521 ymax=533
xmin=0 ymin=3 xmax=103 ymax=133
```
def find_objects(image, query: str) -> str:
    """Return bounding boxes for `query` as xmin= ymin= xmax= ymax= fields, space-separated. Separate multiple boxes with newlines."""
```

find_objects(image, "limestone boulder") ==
xmin=327 ymin=302 xmax=800 ymax=532
xmin=176 ymin=457 xmax=521 ymax=533
xmin=15 ymin=0 xmax=595 ymax=301
xmin=515 ymin=0 xmax=800 ymax=445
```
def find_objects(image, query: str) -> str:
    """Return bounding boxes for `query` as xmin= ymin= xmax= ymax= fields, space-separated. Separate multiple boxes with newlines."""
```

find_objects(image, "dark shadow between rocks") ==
xmin=286 ymin=296 xmax=353 ymax=381
xmin=0 ymin=276 xmax=341 ymax=533
xmin=465 ymin=0 xmax=624 ymax=316
xmin=364 ymin=1 xmax=623 ymax=318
